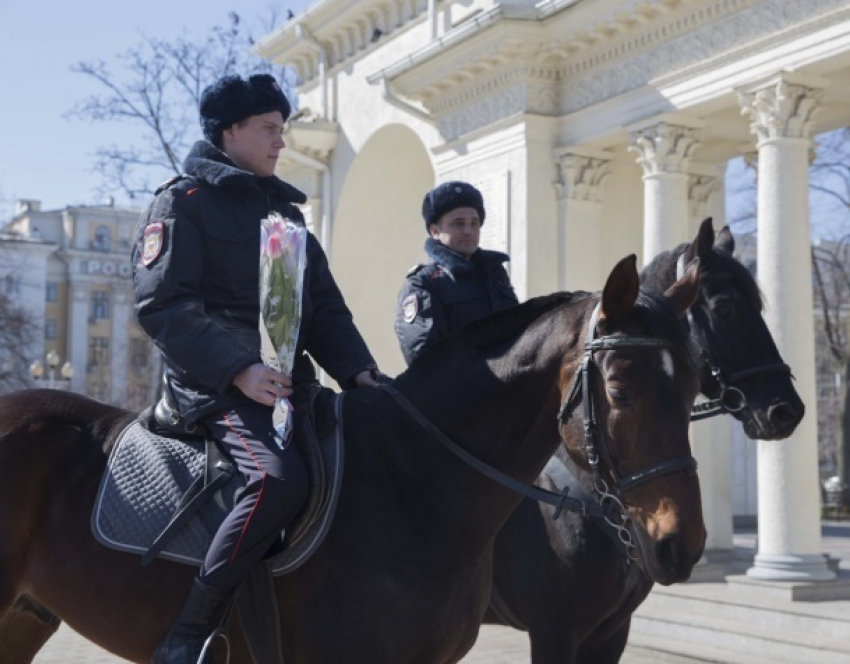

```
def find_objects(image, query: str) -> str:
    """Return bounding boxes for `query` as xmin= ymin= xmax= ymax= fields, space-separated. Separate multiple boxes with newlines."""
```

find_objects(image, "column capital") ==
xmin=628 ymin=119 xmax=703 ymax=177
xmin=554 ymin=148 xmax=613 ymax=203
xmin=688 ymin=173 xmax=721 ymax=224
xmin=737 ymin=72 xmax=825 ymax=144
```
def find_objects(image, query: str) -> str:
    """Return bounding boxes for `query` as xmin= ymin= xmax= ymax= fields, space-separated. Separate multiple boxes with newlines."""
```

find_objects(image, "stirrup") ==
xmin=197 ymin=628 xmax=230 ymax=664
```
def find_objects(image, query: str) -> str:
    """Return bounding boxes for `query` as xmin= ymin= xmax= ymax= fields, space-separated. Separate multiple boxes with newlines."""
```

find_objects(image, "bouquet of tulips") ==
xmin=259 ymin=212 xmax=307 ymax=446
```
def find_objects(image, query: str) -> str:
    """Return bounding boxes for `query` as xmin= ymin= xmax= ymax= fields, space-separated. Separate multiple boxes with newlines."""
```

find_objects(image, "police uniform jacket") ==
xmin=395 ymin=237 xmax=518 ymax=365
xmin=133 ymin=140 xmax=375 ymax=423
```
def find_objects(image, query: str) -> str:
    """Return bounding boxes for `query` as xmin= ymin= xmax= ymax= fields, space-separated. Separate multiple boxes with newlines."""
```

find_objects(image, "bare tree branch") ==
xmin=67 ymin=12 xmax=294 ymax=200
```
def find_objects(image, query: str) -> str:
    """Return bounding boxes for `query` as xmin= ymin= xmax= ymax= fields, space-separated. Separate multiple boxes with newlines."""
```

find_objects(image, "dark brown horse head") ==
xmin=678 ymin=218 xmax=804 ymax=439
xmin=559 ymin=255 xmax=705 ymax=585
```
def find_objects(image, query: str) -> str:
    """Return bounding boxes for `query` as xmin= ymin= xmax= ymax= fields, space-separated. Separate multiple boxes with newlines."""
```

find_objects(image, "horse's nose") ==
xmin=767 ymin=401 xmax=804 ymax=432
xmin=654 ymin=533 xmax=700 ymax=583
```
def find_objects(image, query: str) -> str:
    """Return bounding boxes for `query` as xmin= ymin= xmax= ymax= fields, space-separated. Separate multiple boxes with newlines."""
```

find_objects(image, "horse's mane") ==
xmin=0 ymin=389 xmax=130 ymax=445
xmin=641 ymin=242 xmax=763 ymax=312
xmin=401 ymin=291 xmax=594 ymax=377
xmin=631 ymin=288 xmax=698 ymax=368
xmin=401 ymin=284 xmax=696 ymax=380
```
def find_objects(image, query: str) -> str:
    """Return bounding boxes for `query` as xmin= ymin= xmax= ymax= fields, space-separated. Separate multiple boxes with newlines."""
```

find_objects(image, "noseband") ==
xmin=676 ymin=254 xmax=792 ymax=421
xmin=557 ymin=303 xmax=698 ymax=560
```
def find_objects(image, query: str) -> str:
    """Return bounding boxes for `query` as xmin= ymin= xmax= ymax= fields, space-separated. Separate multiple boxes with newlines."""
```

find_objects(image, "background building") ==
xmin=0 ymin=199 xmax=158 ymax=411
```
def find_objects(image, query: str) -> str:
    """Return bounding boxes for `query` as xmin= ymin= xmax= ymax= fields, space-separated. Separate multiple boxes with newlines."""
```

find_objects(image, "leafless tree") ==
xmin=68 ymin=11 xmax=296 ymax=200
xmin=810 ymin=129 xmax=850 ymax=486
xmin=0 ymin=244 xmax=40 ymax=394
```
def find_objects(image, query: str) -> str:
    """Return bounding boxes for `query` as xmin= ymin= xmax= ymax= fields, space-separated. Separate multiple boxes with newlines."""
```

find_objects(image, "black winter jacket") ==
xmin=394 ymin=238 xmax=518 ymax=365
xmin=132 ymin=141 xmax=375 ymax=423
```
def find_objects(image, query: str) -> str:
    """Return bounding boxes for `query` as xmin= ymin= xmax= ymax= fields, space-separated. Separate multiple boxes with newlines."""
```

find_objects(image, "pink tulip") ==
xmin=268 ymin=235 xmax=283 ymax=258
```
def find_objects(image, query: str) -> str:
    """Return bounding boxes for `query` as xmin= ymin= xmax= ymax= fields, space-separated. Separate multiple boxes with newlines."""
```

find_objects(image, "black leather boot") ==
xmin=152 ymin=577 xmax=231 ymax=664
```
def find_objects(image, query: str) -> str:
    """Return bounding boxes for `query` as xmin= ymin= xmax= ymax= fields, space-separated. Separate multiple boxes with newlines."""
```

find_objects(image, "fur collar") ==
xmin=182 ymin=140 xmax=306 ymax=204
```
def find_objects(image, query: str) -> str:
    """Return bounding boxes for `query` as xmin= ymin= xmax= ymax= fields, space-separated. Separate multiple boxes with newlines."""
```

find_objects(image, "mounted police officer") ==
xmin=395 ymin=181 xmax=519 ymax=365
xmin=132 ymin=73 xmax=379 ymax=664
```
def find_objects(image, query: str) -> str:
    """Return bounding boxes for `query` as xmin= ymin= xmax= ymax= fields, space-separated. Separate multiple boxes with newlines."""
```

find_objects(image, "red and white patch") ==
xmin=402 ymin=293 xmax=419 ymax=323
xmin=141 ymin=222 xmax=164 ymax=266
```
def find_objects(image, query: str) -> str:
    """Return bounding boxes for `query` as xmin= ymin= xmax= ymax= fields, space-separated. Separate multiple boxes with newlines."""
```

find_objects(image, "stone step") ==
xmin=638 ymin=578 xmax=850 ymax=640
xmin=626 ymin=633 xmax=778 ymax=664
xmin=631 ymin=600 xmax=850 ymax=664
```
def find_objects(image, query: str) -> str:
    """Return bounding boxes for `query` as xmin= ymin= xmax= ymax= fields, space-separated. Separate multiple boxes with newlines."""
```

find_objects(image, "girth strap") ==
xmin=378 ymin=383 xmax=612 ymax=521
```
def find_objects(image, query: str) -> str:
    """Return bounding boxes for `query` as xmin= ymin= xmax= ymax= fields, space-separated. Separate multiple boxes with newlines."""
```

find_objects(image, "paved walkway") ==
xmin=32 ymin=521 xmax=850 ymax=663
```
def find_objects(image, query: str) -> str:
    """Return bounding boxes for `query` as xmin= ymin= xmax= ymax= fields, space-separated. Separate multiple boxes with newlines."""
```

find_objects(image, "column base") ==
xmin=746 ymin=552 xmax=836 ymax=582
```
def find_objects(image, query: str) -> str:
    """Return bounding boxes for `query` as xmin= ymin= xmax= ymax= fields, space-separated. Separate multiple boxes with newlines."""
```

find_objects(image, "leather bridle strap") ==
xmin=676 ymin=253 xmax=792 ymax=421
xmin=615 ymin=455 xmax=698 ymax=494
xmin=378 ymin=383 xmax=615 ymax=521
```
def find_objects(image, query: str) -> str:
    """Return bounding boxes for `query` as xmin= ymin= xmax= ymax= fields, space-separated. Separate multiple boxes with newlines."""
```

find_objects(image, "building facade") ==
xmin=257 ymin=0 xmax=850 ymax=584
xmin=1 ymin=199 xmax=158 ymax=411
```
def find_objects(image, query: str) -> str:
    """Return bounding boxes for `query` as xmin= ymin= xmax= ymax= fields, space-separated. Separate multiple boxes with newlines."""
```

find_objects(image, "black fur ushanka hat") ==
xmin=200 ymin=74 xmax=291 ymax=145
xmin=421 ymin=181 xmax=486 ymax=230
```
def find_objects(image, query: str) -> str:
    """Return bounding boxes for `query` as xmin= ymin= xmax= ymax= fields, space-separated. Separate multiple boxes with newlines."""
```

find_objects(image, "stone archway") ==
xmin=331 ymin=124 xmax=434 ymax=377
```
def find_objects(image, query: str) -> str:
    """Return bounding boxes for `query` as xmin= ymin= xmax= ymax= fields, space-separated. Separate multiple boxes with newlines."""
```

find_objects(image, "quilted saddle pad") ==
xmin=91 ymin=393 xmax=344 ymax=575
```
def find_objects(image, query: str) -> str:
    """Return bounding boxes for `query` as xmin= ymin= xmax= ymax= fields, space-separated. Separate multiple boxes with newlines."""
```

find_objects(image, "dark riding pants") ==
xmin=198 ymin=399 xmax=309 ymax=592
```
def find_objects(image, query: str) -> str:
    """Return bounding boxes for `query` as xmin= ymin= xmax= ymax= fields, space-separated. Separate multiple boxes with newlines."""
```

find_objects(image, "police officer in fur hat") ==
xmin=133 ymin=73 xmax=381 ymax=663
xmin=395 ymin=181 xmax=519 ymax=365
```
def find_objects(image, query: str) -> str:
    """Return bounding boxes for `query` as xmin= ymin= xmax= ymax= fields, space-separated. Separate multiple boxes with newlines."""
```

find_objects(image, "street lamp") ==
xmin=30 ymin=350 xmax=74 ymax=390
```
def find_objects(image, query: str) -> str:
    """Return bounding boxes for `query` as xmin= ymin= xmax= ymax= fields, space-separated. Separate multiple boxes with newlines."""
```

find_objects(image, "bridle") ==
xmin=555 ymin=302 xmax=698 ymax=559
xmin=675 ymin=254 xmax=792 ymax=422
xmin=380 ymin=299 xmax=698 ymax=563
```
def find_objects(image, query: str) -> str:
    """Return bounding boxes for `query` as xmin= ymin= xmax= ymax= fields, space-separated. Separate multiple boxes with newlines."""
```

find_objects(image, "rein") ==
xmin=675 ymin=254 xmax=792 ymax=421
xmin=382 ymin=301 xmax=698 ymax=563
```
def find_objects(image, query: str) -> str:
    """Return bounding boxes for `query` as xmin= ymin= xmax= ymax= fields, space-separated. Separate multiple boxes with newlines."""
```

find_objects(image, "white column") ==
xmin=68 ymin=283 xmax=89 ymax=394
xmin=110 ymin=288 xmax=130 ymax=405
xmin=628 ymin=116 xmax=703 ymax=264
xmin=554 ymin=149 xmax=613 ymax=291
xmin=738 ymin=73 xmax=833 ymax=581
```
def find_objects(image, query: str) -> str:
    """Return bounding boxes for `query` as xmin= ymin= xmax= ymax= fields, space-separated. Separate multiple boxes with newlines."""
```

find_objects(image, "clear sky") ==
xmin=0 ymin=0 xmax=311 ymax=217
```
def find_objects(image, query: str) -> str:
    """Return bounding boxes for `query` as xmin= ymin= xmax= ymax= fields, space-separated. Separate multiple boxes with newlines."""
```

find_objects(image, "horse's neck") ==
xmin=383 ymin=313 xmax=578 ymax=557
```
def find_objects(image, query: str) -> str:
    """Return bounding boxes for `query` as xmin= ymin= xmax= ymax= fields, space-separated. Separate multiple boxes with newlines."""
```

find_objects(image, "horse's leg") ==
xmin=0 ymin=596 xmax=61 ymax=664
xmin=576 ymin=619 xmax=631 ymax=664
xmin=528 ymin=621 xmax=579 ymax=664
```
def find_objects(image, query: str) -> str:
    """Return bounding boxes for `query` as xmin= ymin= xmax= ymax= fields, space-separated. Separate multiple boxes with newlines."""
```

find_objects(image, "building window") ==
xmin=88 ymin=337 xmax=110 ymax=371
xmin=93 ymin=225 xmax=112 ymax=252
xmin=90 ymin=291 xmax=110 ymax=321
xmin=4 ymin=275 xmax=21 ymax=296
xmin=46 ymin=282 xmax=58 ymax=302
xmin=45 ymin=319 xmax=57 ymax=340
xmin=131 ymin=338 xmax=150 ymax=369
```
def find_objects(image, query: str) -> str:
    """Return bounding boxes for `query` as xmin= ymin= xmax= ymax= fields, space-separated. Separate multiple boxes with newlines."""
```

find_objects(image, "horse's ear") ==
xmin=664 ymin=257 xmax=701 ymax=318
xmin=600 ymin=254 xmax=640 ymax=324
xmin=716 ymin=225 xmax=735 ymax=255
xmin=684 ymin=217 xmax=715 ymax=264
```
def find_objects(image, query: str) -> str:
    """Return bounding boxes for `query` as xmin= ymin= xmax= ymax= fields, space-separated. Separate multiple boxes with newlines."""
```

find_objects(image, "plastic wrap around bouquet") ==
xmin=259 ymin=212 xmax=308 ymax=447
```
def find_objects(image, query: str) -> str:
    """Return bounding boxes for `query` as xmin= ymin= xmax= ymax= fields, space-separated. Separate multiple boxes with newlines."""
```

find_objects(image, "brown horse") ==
xmin=485 ymin=220 xmax=805 ymax=663
xmin=0 ymin=255 xmax=704 ymax=664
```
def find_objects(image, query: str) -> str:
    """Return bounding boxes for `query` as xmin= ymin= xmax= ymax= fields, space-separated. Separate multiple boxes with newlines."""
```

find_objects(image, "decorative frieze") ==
xmin=629 ymin=123 xmax=703 ymax=176
xmin=738 ymin=77 xmax=824 ymax=143
xmin=557 ymin=0 xmax=845 ymax=115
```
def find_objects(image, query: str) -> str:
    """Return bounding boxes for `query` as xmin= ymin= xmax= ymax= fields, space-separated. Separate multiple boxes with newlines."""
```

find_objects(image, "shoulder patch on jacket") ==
xmin=141 ymin=221 xmax=164 ymax=266
xmin=401 ymin=293 xmax=419 ymax=323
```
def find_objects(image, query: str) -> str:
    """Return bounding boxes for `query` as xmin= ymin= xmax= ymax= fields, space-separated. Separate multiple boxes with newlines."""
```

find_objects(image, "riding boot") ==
xmin=151 ymin=577 xmax=232 ymax=664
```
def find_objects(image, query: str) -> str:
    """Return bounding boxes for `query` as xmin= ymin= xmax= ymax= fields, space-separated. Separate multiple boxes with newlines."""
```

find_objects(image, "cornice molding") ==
xmin=256 ymin=0 xmax=433 ymax=84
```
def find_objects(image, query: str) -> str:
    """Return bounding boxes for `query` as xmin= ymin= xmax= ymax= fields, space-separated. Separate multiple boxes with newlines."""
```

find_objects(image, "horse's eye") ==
xmin=712 ymin=299 xmax=735 ymax=320
xmin=607 ymin=386 xmax=632 ymax=406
